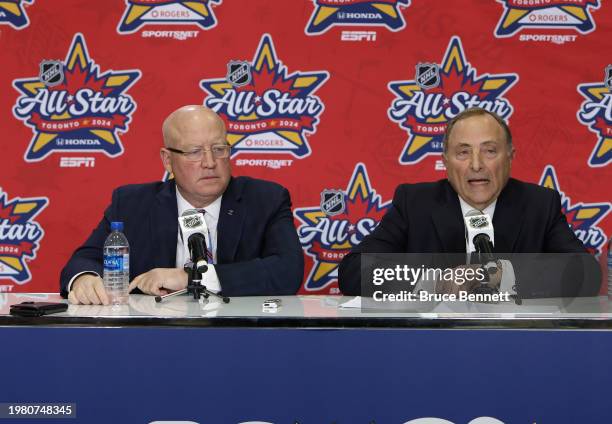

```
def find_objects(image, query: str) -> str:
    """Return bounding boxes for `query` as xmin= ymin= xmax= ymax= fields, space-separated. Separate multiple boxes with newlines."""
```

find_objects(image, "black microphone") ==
xmin=188 ymin=233 xmax=207 ymax=264
xmin=473 ymin=233 xmax=495 ymax=265
xmin=178 ymin=209 xmax=209 ymax=268
xmin=156 ymin=209 xmax=228 ymax=305
xmin=464 ymin=210 xmax=498 ymax=274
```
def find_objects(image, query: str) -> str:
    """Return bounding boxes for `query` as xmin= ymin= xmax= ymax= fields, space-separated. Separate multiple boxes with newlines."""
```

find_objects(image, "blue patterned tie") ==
xmin=198 ymin=209 xmax=214 ymax=264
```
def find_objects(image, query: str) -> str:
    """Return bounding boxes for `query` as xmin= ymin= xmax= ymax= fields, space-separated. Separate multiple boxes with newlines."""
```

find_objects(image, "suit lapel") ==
xmin=152 ymin=180 xmax=178 ymax=268
xmin=217 ymin=177 xmax=246 ymax=263
xmin=431 ymin=180 xmax=466 ymax=253
xmin=492 ymin=178 xmax=524 ymax=253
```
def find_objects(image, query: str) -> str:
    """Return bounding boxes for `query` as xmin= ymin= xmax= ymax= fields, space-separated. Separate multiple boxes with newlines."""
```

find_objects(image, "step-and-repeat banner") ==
xmin=1 ymin=0 xmax=610 ymax=295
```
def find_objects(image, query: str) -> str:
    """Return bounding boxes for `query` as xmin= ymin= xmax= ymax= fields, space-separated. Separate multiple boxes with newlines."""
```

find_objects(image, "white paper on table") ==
xmin=339 ymin=296 xmax=361 ymax=308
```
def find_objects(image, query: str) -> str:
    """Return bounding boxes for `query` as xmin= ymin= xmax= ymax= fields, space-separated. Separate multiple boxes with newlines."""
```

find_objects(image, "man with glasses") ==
xmin=338 ymin=107 xmax=600 ymax=298
xmin=60 ymin=105 xmax=304 ymax=304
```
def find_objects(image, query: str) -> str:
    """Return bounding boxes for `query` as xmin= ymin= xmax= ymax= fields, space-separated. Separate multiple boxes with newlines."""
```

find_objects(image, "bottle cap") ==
xmin=110 ymin=221 xmax=124 ymax=232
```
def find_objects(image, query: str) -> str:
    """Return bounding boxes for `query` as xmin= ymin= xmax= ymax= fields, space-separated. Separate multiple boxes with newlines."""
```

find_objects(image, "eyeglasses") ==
xmin=166 ymin=144 xmax=231 ymax=161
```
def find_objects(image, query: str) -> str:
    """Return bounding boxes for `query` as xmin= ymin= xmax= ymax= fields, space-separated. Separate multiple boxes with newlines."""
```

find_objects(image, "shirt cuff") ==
xmin=202 ymin=264 xmax=221 ymax=293
xmin=67 ymin=271 xmax=100 ymax=292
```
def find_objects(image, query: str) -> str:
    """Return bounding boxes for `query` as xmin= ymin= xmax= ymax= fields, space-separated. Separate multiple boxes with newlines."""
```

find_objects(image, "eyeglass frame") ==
xmin=164 ymin=144 xmax=232 ymax=161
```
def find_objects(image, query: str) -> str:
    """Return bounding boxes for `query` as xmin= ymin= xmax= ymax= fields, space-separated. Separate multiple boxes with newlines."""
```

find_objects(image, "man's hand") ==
xmin=128 ymin=268 xmax=188 ymax=296
xmin=484 ymin=261 xmax=503 ymax=290
xmin=69 ymin=274 xmax=109 ymax=305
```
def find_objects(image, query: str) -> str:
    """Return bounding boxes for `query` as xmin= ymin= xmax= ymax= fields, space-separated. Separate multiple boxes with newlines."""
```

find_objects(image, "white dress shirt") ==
xmin=457 ymin=196 xmax=496 ymax=258
xmin=413 ymin=195 xmax=515 ymax=296
xmin=176 ymin=188 xmax=222 ymax=292
xmin=457 ymin=196 xmax=515 ymax=294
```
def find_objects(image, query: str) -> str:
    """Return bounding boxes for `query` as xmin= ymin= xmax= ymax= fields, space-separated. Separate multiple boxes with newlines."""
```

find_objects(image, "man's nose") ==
xmin=200 ymin=149 xmax=216 ymax=168
xmin=469 ymin=151 xmax=482 ymax=171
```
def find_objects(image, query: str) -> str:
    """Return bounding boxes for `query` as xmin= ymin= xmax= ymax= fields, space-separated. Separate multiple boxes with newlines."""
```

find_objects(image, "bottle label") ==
xmin=104 ymin=254 xmax=129 ymax=272
xmin=123 ymin=253 xmax=129 ymax=272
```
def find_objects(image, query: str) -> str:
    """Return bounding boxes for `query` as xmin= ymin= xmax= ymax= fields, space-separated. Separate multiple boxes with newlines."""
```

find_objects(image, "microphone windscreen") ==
xmin=178 ymin=209 xmax=208 ymax=244
xmin=463 ymin=211 xmax=495 ymax=253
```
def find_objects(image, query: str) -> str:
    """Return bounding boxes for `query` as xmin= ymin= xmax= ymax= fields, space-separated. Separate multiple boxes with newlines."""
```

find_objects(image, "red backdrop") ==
xmin=1 ymin=0 xmax=610 ymax=295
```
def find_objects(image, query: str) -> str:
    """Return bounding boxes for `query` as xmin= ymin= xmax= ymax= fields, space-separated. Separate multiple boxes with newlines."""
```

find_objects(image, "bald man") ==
xmin=60 ymin=105 xmax=304 ymax=304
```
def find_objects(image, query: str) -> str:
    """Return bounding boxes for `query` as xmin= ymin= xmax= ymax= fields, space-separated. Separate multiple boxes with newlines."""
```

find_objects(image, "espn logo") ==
xmin=341 ymin=31 xmax=376 ymax=42
xmin=59 ymin=157 xmax=95 ymax=168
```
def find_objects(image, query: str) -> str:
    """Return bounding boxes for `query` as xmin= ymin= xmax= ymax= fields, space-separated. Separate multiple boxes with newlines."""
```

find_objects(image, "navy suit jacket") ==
xmin=60 ymin=176 xmax=304 ymax=297
xmin=339 ymin=178 xmax=600 ymax=297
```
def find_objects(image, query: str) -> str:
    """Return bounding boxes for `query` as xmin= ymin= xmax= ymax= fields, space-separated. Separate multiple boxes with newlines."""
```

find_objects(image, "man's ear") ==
xmin=160 ymin=148 xmax=172 ymax=174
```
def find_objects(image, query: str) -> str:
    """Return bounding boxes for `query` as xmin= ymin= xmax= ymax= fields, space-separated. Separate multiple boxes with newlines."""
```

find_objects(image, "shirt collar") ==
xmin=458 ymin=195 xmax=497 ymax=218
xmin=176 ymin=188 xmax=222 ymax=223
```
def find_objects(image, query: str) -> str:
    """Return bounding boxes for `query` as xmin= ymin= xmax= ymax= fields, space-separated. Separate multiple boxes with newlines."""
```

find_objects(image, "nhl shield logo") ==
xmin=415 ymin=63 xmax=440 ymax=90
xmin=38 ymin=60 xmax=64 ymax=87
xmin=469 ymin=216 xmax=488 ymax=229
xmin=605 ymin=65 xmax=612 ymax=90
xmin=183 ymin=214 xmax=203 ymax=229
xmin=320 ymin=190 xmax=345 ymax=216
xmin=226 ymin=61 xmax=252 ymax=87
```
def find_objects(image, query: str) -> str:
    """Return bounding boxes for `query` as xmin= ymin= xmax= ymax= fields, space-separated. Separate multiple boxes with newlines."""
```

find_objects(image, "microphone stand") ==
xmin=470 ymin=234 xmax=499 ymax=298
xmin=155 ymin=261 xmax=230 ymax=304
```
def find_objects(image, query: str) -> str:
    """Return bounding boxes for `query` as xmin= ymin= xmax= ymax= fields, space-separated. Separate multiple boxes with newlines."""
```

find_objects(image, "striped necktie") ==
xmin=198 ymin=209 xmax=214 ymax=264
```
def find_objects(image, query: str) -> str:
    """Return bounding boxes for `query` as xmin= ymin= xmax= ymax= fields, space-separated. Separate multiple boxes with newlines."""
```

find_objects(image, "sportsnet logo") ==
xmin=0 ymin=0 xmax=33 ymax=29
xmin=12 ymin=33 xmax=141 ymax=162
xmin=0 ymin=189 xmax=48 ymax=285
xmin=305 ymin=0 xmax=410 ymax=35
xmin=388 ymin=36 xmax=518 ymax=164
xmin=201 ymin=34 xmax=329 ymax=159
xmin=576 ymin=65 xmax=612 ymax=167
xmin=294 ymin=164 xmax=391 ymax=292
xmin=540 ymin=165 xmax=610 ymax=255
xmin=494 ymin=0 xmax=600 ymax=37
xmin=117 ymin=0 xmax=221 ymax=34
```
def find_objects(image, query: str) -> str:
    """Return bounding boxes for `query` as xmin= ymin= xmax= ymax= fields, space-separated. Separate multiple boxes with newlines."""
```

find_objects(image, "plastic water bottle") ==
xmin=607 ymin=238 xmax=612 ymax=299
xmin=103 ymin=221 xmax=130 ymax=305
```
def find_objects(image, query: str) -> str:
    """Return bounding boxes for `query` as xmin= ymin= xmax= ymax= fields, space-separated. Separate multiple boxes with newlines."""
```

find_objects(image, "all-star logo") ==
xmin=388 ymin=36 xmax=518 ymax=164
xmin=577 ymin=66 xmax=612 ymax=167
xmin=0 ymin=189 xmax=47 ymax=284
xmin=305 ymin=0 xmax=410 ymax=35
xmin=12 ymin=33 xmax=141 ymax=162
xmin=294 ymin=164 xmax=391 ymax=292
xmin=117 ymin=0 xmax=221 ymax=34
xmin=494 ymin=0 xmax=600 ymax=37
xmin=540 ymin=165 xmax=610 ymax=254
xmin=201 ymin=34 xmax=329 ymax=159
xmin=0 ymin=0 xmax=33 ymax=29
